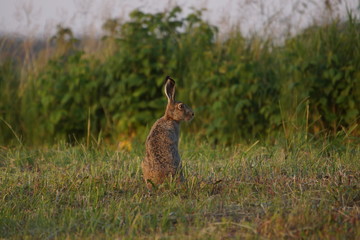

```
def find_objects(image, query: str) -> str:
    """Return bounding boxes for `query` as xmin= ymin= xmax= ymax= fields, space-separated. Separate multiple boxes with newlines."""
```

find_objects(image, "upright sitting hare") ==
xmin=142 ymin=76 xmax=194 ymax=189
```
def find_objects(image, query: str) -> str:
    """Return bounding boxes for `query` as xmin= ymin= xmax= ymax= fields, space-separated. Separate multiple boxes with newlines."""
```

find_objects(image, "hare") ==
xmin=141 ymin=76 xmax=194 ymax=189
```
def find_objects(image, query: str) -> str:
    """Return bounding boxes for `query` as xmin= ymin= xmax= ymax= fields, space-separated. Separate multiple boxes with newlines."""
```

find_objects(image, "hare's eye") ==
xmin=178 ymin=104 xmax=183 ymax=110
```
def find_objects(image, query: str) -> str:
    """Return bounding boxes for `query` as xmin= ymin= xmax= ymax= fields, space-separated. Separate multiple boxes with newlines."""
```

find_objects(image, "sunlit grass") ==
xmin=1 ymin=137 xmax=359 ymax=239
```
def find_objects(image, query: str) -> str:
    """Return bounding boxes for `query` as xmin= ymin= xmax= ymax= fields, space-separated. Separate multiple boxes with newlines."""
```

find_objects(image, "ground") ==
xmin=1 ymin=137 xmax=359 ymax=239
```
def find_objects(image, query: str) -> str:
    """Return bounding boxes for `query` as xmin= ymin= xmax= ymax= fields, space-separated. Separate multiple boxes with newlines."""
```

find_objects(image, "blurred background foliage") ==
xmin=0 ymin=6 xmax=359 ymax=146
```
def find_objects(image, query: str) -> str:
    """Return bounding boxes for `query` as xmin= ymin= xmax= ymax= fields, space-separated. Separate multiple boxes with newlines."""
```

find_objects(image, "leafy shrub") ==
xmin=23 ymin=52 xmax=105 ymax=144
xmin=0 ymin=59 xmax=21 ymax=145
xmin=187 ymin=36 xmax=282 ymax=143
xmin=282 ymin=18 xmax=360 ymax=134
xmin=21 ymin=7 xmax=220 ymax=144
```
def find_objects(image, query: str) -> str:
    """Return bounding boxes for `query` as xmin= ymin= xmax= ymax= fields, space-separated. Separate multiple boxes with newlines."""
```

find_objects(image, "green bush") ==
xmin=281 ymin=17 xmax=360 ymax=135
xmin=21 ymin=7 xmax=219 ymax=144
xmin=21 ymin=52 xmax=101 ymax=144
xmin=188 ymin=37 xmax=282 ymax=143
xmin=0 ymin=59 xmax=21 ymax=145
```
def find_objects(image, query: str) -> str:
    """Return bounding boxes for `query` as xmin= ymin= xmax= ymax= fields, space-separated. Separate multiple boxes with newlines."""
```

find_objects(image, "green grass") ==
xmin=1 ymin=137 xmax=359 ymax=239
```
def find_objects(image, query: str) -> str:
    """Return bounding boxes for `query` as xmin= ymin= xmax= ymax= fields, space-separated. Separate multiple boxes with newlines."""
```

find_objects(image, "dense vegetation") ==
xmin=0 ymin=7 xmax=359 ymax=146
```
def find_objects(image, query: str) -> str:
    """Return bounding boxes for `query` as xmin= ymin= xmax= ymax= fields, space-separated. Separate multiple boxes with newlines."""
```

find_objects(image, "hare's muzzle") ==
xmin=186 ymin=111 xmax=194 ymax=122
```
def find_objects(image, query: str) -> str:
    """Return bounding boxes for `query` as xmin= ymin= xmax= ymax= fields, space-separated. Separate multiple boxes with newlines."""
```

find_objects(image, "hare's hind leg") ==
xmin=141 ymin=161 xmax=164 ymax=190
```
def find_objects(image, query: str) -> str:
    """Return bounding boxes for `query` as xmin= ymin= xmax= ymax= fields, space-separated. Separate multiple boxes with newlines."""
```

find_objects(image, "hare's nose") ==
xmin=192 ymin=112 xmax=195 ymax=117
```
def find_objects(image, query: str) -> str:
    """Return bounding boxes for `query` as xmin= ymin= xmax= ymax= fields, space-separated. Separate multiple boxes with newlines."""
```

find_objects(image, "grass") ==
xmin=1 ymin=136 xmax=359 ymax=239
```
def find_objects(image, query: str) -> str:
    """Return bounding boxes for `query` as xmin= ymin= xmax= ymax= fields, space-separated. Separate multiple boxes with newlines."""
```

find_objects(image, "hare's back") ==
xmin=146 ymin=118 xmax=178 ymax=146
xmin=145 ymin=118 xmax=180 ymax=164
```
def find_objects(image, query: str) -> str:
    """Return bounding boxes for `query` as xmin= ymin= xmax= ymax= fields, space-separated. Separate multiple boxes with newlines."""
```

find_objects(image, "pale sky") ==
xmin=0 ymin=0 xmax=358 ymax=38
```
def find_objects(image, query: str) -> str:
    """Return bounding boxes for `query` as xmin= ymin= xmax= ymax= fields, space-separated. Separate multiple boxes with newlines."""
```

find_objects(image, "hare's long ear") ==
xmin=164 ymin=76 xmax=176 ymax=103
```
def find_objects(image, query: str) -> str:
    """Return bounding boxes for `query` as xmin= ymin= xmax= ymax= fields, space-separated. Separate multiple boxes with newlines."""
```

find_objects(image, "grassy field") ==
xmin=1 ymin=136 xmax=359 ymax=239
xmin=1 ymin=4 xmax=359 ymax=239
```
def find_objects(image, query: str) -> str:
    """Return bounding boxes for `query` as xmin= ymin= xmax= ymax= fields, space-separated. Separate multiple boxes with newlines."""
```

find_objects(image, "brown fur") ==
xmin=141 ymin=76 xmax=194 ymax=189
